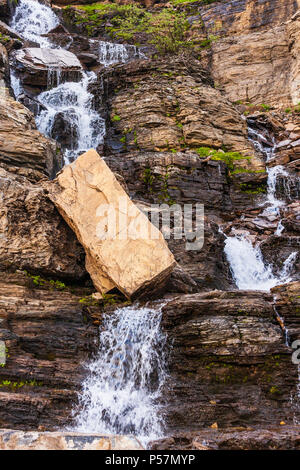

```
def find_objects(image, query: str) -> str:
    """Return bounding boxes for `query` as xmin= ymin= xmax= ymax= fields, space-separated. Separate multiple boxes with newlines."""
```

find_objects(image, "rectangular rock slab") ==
xmin=15 ymin=48 xmax=83 ymax=71
xmin=46 ymin=149 xmax=176 ymax=299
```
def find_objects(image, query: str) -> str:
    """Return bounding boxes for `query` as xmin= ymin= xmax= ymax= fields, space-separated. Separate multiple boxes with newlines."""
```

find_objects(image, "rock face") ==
xmin=0 ymin=0 xmax=298 ymax=450
xmin=0 ymin=273 xmax=100 ymax=430
xmin=12 ymin=48 xmax=83 ymax=88
xmin=203 ymin=0 xmax=300 ymax=106
xmin=0 ymin=43 xmax=9 ymax=87
xmin=46 ymin=149 xmax=176 ymax=299
xmin=0 ymin=0 xmax=9 ymax=23
xmin=0 ymin=166 xmax=86 ymax=280
xmin=287 ymin=11 xmax=300 ymax=105
xmin=105 ymin=151 xmax=233 ymax=291
xmin=98 ymin=56 xmax=267 ymax=290
xmin=160 ymin=291 xmax=300 ymax=433
xmin=151 ymin=425 xmax=300 ymax=450
xmin=272 ymin=281 xmax=300 ymax=343
xmin=0 ymin=430 xmax=143 ymax=450
xmin=0 ymin=92 xmax=59 ymax=177
xmin=103 ymin=57 xmax=262 ymax=167
xmin=0 ymin=20 xmax=22 ymax=41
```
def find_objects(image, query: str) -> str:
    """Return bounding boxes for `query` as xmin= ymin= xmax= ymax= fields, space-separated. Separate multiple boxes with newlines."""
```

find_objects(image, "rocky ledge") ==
xmin=151 ymin=425 xmax=300 ymax=450
xmin=0 ymin=430 xmax=143 ymax=450
xmin=161 ymin=287 xmax=300 ymax=433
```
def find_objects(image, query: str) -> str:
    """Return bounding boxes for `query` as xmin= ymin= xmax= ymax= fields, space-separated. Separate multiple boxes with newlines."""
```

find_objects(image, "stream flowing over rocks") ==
xmin=0 ymin=0 xmax=299 ymax=451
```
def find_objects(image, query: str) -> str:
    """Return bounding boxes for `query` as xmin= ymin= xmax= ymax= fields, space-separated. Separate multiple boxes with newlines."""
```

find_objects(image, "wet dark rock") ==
xmin=11 ymin=48 xmax=83 ymax=92
xmin=151 ymin=425 xmax=300 ymax=450
xmin=272 ymin=281 xmax=300 ymax=343
xmin=0 ymin=273 xmax=99 ymax=430
xmin=161 ymin=291 xmax=300 ymax=433
xmin=0 ymin=0 xmax=10 ymax=23
xmin=0 ymin=20 xmax=22 ymax=40
xmin=0 ymin=43 xmax=9 ymax=84
xmin=260 ymin=235 xmax=300 ymax=281
xmin=0 ymin=166 xmax=87 ymax=280
xmin=77 ymin=52 xmax=98 ymax=68
xmin=50 ymin=109 xmax=80 ymax=150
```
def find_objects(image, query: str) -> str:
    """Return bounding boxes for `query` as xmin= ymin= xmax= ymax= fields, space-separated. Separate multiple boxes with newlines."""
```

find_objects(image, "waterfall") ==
xmin=248 ymin=124 xmax=275 ymax=161
xmin=10 ymin=0 xmax=59 ymax=47
xmin=35 ymin=71 xmax=105 ymax=163
xmin=10 ymin=0 xmax=106 ymax=164
xmin=273 ymin=304 xmax=290 ymax=347
xmin=73 ymin=304 xmax=168 ymax=447
xmin=10 ymin=0 xmax=147 ymax=164
xmin=10 ymin=70 xmax=22 ymax=99
xmin=97 ymin=41 xmax=143 ymax=66
xmin=224 ymin=235 xmax=297 ymax=291
xmin=224 ymin=121 xmax=299 ymax=291
xmin=266 ymin=165 xmax=289 ymax=210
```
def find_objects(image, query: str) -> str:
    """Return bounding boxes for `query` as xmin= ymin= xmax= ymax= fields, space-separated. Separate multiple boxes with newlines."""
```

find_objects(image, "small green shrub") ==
xmin=195 ymin=147 xmax=248 ymax=170
xmin=65 ymin=4 xmax=194 ymax=54
xmin=23 ymin=271 xmax=66 ymax=291
xmin=147 ymin=9 xmax=190 ymax=54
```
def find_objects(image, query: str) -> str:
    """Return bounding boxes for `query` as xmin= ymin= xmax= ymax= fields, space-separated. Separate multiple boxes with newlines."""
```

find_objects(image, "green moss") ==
xmin=198 ymin=34 xmax=218 ymax=49
xmin=269 ymin=385 xmax=281 ymax=395
xmin=0 ymin=32 xmax=11 ymax=44
xmin=112 ymin=114 xmax=121 ymax=122
xmin=0 ymin=379 xmax=43 ymax=389
xmin=195 ymin=147 xmax=248 ymax=171
xmin=230 ymin=168 xmax=266 ymax=175
xmin=171 ymin=0 xmax=200 ymax=5
xmin=79 ymin=293 xmax=125 ymax=308
xmin=23 ymin=271 xmax=66 ymax=291
xmin=239 ymin=183 xmax=267 ymax=194
xmin=142 ymin=168 xmax=155 ymax=191
xmin=260 ymin=103 xmax=271 ymax=111
xmin=79 ymin=296 xmax=99 ymax=306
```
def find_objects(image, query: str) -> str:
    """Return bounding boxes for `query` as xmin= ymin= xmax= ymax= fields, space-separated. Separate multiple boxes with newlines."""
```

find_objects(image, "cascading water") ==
xmin=224 ymin=235 xmax=297 ymax=291
xmin=97 ymin=41 xmax=143 ymax=66
xmin=10 ymin=0 xmax=59 ymax=47
xmin=224 ymin=121 xmax=299 ymax=291
xmin=10 ymin=0 xmax=146 ymax=163
xmin=10 ymin=70 xmax=22 ymax=99
xmin=10 ymin=0 xmax=106 ymax=163
xmin=35 ymin=72 xmax=106 ymax=163
xmin=73 ymin=305 xmax=168 ymax=446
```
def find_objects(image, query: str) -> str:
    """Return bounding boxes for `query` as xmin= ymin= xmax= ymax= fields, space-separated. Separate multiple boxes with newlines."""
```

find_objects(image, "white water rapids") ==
xmin=10 ymin=0 xmax=58 ymax=47
xmin=73 ymin=305 xmax=168 ymax=446
xmin=224 ymin=236 xmax=297 ymax=291
xmin=35 ymin=72 xmax=105 ymax=163
xmin=10 ymin=0 xmax=144 ymax=163
xmin=224 ymin=124 xmax=299 ymax=292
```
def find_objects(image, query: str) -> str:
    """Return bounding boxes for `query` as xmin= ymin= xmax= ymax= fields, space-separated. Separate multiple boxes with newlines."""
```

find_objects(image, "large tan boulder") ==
xmin=46 ymin=149 xmax=176 ymax=298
